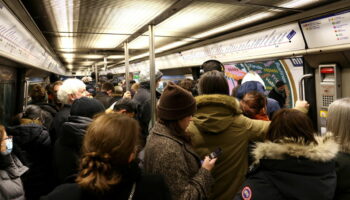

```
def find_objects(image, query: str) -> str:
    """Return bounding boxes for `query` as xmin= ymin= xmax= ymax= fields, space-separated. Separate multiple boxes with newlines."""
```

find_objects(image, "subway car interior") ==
xmin=0 ymin=0 xmax=350 ymax=199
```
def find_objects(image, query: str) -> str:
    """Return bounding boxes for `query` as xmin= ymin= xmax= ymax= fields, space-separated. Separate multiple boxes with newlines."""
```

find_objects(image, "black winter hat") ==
xmin=70 ymin=97 xmax=105 ymax=118
xmin=275 ymin=80 xmax=285 ymax=88
xmin=157 ymin=82 xmax=196 ymax=120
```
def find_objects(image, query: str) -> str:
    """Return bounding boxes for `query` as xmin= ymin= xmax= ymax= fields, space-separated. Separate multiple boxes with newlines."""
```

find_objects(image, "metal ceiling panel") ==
xmin=129 ymin=1 xmax=263 ymax=49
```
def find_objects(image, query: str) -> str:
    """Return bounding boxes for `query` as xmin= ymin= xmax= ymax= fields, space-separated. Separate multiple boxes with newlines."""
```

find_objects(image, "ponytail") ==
xmin=76 ymin=152 xmax=121 ymax=193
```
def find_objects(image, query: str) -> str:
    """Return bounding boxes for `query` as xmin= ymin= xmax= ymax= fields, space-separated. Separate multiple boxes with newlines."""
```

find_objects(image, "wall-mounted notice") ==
xmin=0 ymin=3 xmax=64 ymax=74
xmin=301 ymin=10 xmax=350 ymax=48
xmin=181 ymin=23 xmax=305 ymax=65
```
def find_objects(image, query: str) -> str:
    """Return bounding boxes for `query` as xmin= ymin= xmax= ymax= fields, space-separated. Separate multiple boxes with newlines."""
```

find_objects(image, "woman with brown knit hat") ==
xmin=144 ymin=82 xmax=217 ymax=200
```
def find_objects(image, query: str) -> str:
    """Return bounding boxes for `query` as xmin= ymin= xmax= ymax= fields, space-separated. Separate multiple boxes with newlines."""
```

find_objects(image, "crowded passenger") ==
xmin=236 ymin=71 xmax=280 ymax=118
xmin=327 ymin=98 xmax=350 ymax=200
xmin=187 ymin=70 xmax=308 ymax=200
xmin=201 ymin=59 xmax=224 ymax=73
xmin=51 ymin=78 xmax=87 ymax=143
xmin=53 ymin=97 xmax=105 ymax=184
xmin=29 ymin=84 xmax=57 ymax=129
xmin=94 ymin=82 xmax=115 ymax=108
xmin=235 ymin=109 xmax=338 ymax=200
xmin=178 ymin=79 xmax=198 ymax=97
xmin=112 ymin=98 xmax=138 ymax=118
xmin=43 ymin=114 xmax=171 ymax=200
xmin=240 ymin=91 xmax=269 ymax=121
xmin=0 ymin=124 xmax=28 ymax=200
xmin=133 ymin=69 xmax=163 ymax=143
xmin=144 ymin=82 xmax=216 ymax=200
xmin=268 ymin=80 xmax=287 ymax=108
xmin=50 ymin=81 xmax=63 ymax=110
xmin=7 ymin=105 xmax=53 ymax=199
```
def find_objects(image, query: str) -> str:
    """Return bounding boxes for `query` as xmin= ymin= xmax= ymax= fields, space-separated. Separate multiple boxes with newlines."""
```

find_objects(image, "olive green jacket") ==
xmin=187 ymin=94 xmax=270 ymax=200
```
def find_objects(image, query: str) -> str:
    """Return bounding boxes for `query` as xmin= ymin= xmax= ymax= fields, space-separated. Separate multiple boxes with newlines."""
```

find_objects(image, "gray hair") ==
xmin=57 ymin=78 xmax=86 ymax=104
xmin=327 ymin=98 xmax=350 ymax=153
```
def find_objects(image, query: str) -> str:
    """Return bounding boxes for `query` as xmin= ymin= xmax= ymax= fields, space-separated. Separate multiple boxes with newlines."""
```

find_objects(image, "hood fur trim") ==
xmin=252 ymin=133 xmax=339 ymax=164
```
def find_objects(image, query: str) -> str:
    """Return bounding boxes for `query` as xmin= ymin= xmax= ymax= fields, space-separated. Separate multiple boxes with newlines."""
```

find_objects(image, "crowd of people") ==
xmin=0 ymin=59 xmax=348 ymax=200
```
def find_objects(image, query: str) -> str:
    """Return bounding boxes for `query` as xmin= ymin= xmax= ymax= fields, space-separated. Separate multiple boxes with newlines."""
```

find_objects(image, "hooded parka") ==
xmin=235 ymin=134 xmax=338 ymax=200
xmin=187 ymin=94 xmax=270 ymax=200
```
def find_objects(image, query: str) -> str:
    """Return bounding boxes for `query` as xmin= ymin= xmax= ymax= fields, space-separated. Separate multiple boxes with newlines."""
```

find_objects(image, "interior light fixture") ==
xmin=279 ymin=0 xmax=317 ymax=8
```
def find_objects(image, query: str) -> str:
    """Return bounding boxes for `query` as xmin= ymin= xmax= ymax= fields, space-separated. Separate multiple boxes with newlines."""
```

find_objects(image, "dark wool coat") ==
xmin=144 ymin=122 xmax=213 ymax=200
xmin=133 ymin=82 xmax=152 ymax=139
xmin=0 ymin=155 xmax=28 ymax=200
xmin=7 ymin=123 xmax=53 ymax=199
xmin=50 ymin=104 xmax=71 ymax=144
xmin=334 ymin=152 xmax=350 ymax=200
xmin=268 ymin=88 xmax=286 ymax=108
xmin=53 ymin=116 xmax=92 ymax=184
xmin=235 ymin=134 xmax=338 ymax=200
xmin=94 ymin=91 xmax=112 ymax=109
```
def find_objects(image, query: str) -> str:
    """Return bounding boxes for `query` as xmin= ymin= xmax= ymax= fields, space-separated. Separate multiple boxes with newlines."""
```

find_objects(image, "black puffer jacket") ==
xmin=42 ymin=161 xmax=172 ymax=200
xmin=53 ymin=116 xmax=92 ymax=184
xmin=334 ymin=152 xmax=350 ymax=200
xmin=235 ymin=134 xmax=338 ymax=200
xmin=7 ymin=123 xmax=53 ymax=200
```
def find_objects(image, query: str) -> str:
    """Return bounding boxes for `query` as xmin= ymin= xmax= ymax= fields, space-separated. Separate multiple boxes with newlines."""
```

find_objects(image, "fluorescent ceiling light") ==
xmin=280 ymin=0 xmax=318 ymax=8
xmin=108 ymin=55 xmax=124 ymax=59
xmin=92 ymin=35 xmax=128 ymax=49
xmin=67 ymin=64 xmax=73 ymax=69
xmin=49 ymin=0 xmax=75 ymax=51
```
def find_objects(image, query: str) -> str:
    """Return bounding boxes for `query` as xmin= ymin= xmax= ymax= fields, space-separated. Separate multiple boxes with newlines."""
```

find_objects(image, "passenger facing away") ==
xmin=327 ymin=98 xmax=350 ymax=200
xmin=201 ymin=59 xmax=224 ymax=72
xmin=0 ymin=124 xmax=28 ymax=200
xmin=133 ymin=69 xmax=163 ymax=143
xmin=53 ymin=97 xmax=105 ymax=184
xmin=268 ymin=80 xmax=287 ymax=108
xmin=236 ymin=71 xmax=280 ymax=119
xmin=144 ymin=82 xmax=216 ymax=200
xmin=240 ymin=91 xmax=269 ymax=121
xmin=235 ymin=109 xmax=338 ymax=200
xmin=43 ymin=114 xmax=171 ymax=200
xmin=51 ymin=78 xmax=87 ymax=143
xmin=94 ymin=81 xmax=114 ymax=108
xmin=186 ymin=70 xmax=308 ymax=200
xmin=112 ymin=98 xmax=138 ymax=118
xmin=7 ymin=105 xmax=53 ymax=199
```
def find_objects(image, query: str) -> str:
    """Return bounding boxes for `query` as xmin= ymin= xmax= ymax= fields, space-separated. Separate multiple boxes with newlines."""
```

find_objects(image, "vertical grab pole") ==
xmin=299 ymin=74 xmax=313 ymax=100
xmin=124 ymin=42 xmax=130 ymax=91
xmin=149 ymin=24 xmax=156 ymax=128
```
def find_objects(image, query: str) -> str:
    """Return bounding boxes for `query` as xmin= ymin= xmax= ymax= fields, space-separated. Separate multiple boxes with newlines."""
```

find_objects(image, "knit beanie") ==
xmin=157 ymin=82 xmax=196 ymax=120
xmin=70 ymin=97 xmax=105 ymax=118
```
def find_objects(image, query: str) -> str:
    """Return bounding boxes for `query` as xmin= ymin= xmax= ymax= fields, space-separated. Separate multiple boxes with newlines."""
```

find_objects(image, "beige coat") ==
xmin=187 ymin=94 xmax=270 ymax=200
xmin=144 ymin=122 xmax=213 ymax=200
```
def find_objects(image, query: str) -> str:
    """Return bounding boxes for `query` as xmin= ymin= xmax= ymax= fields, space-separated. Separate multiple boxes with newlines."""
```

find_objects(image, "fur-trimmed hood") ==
xmin=252 ymin=133 xmax=339 ymax=164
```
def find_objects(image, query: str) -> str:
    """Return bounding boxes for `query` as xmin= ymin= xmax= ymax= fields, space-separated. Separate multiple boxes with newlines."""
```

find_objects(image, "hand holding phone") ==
xmin=209 ymin=147 xmax=222 ymax=159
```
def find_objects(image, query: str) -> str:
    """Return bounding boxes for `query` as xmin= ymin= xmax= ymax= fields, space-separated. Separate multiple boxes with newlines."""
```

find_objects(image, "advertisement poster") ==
xmin=225 ymin=60 xmax=294 ymax=108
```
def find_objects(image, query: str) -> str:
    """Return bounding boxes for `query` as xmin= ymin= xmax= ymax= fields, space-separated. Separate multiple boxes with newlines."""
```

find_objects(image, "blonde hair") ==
xmin=76 ymin=113 xmax=140 ymax=193
xmin=327 ymin=98 xmax=350 ymax=153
